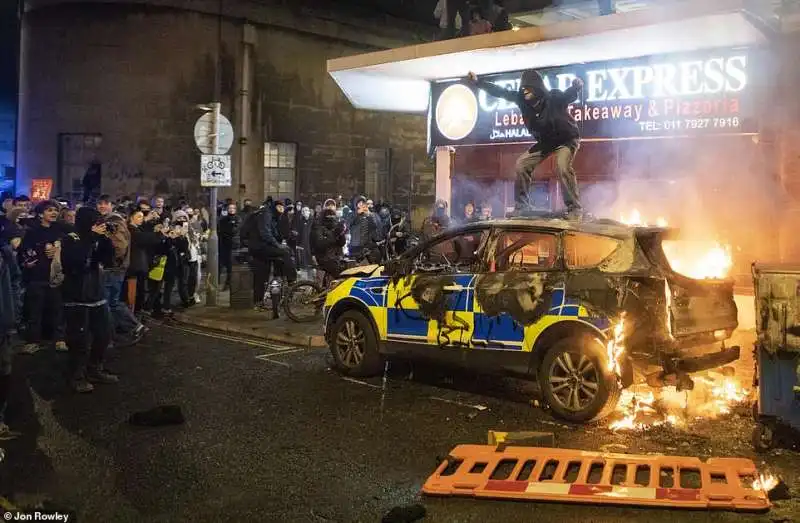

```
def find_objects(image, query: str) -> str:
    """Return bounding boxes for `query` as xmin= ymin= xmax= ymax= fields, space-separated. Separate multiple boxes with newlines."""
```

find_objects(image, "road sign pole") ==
xmin=206 ymin=102 xmax=221 ymax=307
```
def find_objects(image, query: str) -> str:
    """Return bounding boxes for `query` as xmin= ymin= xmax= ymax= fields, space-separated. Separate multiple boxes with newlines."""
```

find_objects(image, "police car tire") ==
xmin=538 ymin=334 xmax=621 ymax=423
xmin=330 ymin=310 xmax=383 ymax=377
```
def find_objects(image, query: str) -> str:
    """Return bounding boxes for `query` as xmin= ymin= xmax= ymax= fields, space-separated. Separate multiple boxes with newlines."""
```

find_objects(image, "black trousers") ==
xmin=163 ymin=262 xmax=190 ymax=310
xmin=187 ymin=261 xmax=199 ymax=298
xmin=220 ymin=244 xmax=234 ymax=286
xmin=65 ymin=305 xmax=111 ymax=380
xmin=24 ymin=283 xmax=65 ymax=344
xmin=146 ymin=278 xmax=163 ymax=313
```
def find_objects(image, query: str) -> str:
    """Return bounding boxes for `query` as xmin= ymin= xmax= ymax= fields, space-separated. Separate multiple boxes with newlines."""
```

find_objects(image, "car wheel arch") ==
xmin=528 ymin=320 xmax=607 ymax=377
xmin=326 ymin=298 xmax=381 ymax=347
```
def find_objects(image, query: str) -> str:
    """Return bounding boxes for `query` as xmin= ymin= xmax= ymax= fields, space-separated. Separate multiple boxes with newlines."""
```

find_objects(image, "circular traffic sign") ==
xmin=194 ymin=112 xmax=234 ymax=155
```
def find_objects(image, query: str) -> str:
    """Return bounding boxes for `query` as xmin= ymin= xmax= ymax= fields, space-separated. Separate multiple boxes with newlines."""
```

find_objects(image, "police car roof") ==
xmin=450 ymin=215 xmax=658 ymax=240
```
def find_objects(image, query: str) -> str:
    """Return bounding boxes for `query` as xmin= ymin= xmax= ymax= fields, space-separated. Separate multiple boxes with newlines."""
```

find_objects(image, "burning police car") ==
xmin=323 ymin=216 xmax=738 ymax=423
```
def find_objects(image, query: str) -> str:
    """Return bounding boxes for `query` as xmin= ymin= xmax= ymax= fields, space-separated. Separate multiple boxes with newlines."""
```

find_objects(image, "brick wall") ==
xmin=17 ymin=1 xmax=434 ymax=208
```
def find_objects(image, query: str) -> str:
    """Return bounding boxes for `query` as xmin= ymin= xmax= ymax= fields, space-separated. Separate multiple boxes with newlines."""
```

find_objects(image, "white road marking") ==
xmin=255 ymin=355 xmax=292 ymax=367
xmin=156 ymin=322 xmax=297 ymax=351
xmin=262 ymin=348 xmax=306 ymax=357
xmin=429 ymin=397 xmax=489 ymax=411
xmin=341 ymin=377 xmax=383 ymax=389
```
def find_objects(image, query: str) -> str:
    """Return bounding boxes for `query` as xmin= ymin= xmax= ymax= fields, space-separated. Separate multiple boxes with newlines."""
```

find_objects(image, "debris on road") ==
xmin=599 ymin=443 xmax=628 ymax=453
xmin=429 ymin=397 xmax=488 ymax=411
xmin=488 ymin=430 xmax=554 ymax=448
xmin=423 ymin=444 xmax=771 ymax=512
xmin=129 ymin=405 xmax=185 ymax=427
xmin=381 ymin=504 xmax=426 ymax=523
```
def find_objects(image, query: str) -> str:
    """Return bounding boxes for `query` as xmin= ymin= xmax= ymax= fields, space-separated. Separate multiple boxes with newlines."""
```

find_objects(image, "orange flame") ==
xmin=752 ymin=474 xmax=779 ymax=492
xmin=619 ymin=209 xmax=733 ymax=280
xmin=606 ymin=314 xmax=625 ymax=376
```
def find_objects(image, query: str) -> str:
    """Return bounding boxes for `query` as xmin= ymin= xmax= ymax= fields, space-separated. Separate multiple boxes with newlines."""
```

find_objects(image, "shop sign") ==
xmin=429 ymin=49 xmax=758 ymax=147
xmin=31 ymin=178 xmax=53 ymax=202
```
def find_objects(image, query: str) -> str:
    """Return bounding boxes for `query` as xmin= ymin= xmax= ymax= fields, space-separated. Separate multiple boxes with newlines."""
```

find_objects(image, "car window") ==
xmin=419 ymin=230 xmax=488 ymax=272
xmin=564 ymin=233 xmax=621 ymax=269
xmin=494 ymin=231 xmax=558 ymax=271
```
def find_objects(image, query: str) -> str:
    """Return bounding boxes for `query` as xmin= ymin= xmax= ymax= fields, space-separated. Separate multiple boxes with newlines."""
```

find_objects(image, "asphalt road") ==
xmin=1 ymin=323 xmax=797 ymax=523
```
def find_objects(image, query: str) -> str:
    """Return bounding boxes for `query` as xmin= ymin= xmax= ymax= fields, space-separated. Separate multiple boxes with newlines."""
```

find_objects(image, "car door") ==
xmin=385 ymin=227 xmax=489 ymax=350
xmin=471 ymin=228 xmax=564 ymax=351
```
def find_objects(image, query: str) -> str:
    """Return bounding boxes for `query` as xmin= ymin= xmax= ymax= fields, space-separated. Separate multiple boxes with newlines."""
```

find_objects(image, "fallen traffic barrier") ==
xmin=422 ymin=445 xmax=770 ymax=512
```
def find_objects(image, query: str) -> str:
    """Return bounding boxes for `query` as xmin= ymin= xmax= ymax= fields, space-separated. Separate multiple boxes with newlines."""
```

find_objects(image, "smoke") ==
xmin=579 ymin=135 xmax=784 ymax=275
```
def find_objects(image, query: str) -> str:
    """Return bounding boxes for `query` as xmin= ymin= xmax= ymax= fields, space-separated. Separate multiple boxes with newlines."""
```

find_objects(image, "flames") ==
xmin=618 ymin=209 xmax=733 ymax=280
xmin=606 ymin=314 xmax=625 ymax=376
xmin=752 ymin=474 xmax=779 ymax=492
xmin=609 ymin=375 xmax=751 ymax=432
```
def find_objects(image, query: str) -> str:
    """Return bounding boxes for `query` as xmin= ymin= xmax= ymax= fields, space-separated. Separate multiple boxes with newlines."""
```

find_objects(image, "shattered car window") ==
xmin=496 ymin=232 xmax=558 ymax=271
xmin=564 ymin=233 xmax=621 ymax=269
xmin=423 ymin=230 xmax=487 ymax=271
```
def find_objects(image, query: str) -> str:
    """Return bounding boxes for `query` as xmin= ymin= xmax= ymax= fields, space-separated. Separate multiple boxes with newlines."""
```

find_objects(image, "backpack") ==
xmin=239 ymin=208 xmax=263 ymax=248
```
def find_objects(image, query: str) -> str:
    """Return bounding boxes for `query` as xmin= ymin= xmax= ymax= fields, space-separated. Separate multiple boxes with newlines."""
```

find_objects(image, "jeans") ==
xmin=105 ymin=272 xmax=140 ymax=335
xmin=24 ymin=283 xmax=65 ymax=344
xmin=515 ymin=140 xmax=581 ymax=211
xmin=65 ymin=305 xmax=111 ymax=380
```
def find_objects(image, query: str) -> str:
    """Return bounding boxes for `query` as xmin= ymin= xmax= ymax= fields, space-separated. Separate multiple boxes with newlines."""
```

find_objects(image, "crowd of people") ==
xmin=434 ymin=0 xmax=512 ymax=39
xmin=0 ymin=188 xmax=502 ymax=439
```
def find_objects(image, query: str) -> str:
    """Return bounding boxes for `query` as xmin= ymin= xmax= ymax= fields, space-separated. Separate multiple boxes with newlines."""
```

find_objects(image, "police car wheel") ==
xmin=331 ymin=310 xmax=383 ymax=377
xmin=538 ymin=334 xmax=620 ymax=423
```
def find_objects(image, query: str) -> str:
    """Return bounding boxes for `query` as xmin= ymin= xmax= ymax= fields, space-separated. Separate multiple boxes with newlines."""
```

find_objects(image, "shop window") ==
xmin=264 ymin=142 xmax=296 ymax=201
xmin=564 ymin=233 xmax=620 ymax=269
xmin=495 ymin=231 xmax=558 ymax=271
xmin=365 ymin=148 xmax=391 ymax=202
xmin=58 ymin=133 xmax=103 ymax=202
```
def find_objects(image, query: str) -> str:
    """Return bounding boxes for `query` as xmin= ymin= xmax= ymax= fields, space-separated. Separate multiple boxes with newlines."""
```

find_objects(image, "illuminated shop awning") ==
xmin=327 ymin=0 xmax=770 ymax=113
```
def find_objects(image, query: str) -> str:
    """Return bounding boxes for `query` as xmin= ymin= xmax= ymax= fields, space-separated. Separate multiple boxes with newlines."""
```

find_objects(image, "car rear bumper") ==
xmin=673 ymin=345 xmax=740 ymax=373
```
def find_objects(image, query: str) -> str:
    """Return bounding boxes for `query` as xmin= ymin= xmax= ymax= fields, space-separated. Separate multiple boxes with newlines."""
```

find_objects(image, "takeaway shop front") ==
xmin=327 ymin=0 xmax=775 ymax=276
xmin=430 ymin=49 xmax=766 ymax=227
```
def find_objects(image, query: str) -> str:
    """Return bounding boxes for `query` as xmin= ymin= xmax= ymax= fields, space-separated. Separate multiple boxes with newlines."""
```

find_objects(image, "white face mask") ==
xmin=336 ymin=209 xmax=343 ymax=218
xmin=301 ymin=207 xmax=311 ymax=219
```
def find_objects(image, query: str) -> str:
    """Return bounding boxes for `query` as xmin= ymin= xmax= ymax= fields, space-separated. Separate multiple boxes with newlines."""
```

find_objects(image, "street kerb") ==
xmin=172 ymin=312 xmax=327 ymax=349
xmin=423 ymin=444 xmax=771 ymax=512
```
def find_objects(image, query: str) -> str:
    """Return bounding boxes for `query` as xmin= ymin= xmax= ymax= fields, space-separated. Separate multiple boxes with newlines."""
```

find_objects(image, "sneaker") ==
xmin=87 ymin=369 xmax=119 ymax=384
xmin=71 ymin=379 xmax=94 ymax=393
xmin=54 ymin=341 xmax=69 ymax=352
xmin=19 ymin=343 xmax=41 ymax=355
xmin=133 ymin=324 xmax=148 ymax=337
xmin=0 ymin=423 xmax=21 ymax=441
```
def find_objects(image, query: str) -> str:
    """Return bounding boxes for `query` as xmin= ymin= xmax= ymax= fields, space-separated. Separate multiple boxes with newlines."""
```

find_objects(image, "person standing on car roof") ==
xmin=467 ymin=70 xmax=584 ymax=218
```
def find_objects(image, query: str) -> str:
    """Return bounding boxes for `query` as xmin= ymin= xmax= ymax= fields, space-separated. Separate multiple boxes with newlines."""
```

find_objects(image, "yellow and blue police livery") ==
xmin=323 ymin=216 xmax=739 ymax=423
xmin=323 ymin=218 xmax=638 ymax=423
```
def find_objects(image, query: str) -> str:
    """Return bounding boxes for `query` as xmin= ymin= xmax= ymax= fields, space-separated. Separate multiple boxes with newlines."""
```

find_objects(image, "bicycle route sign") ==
xmin=200 ymin=154 xmax=232 ymax=187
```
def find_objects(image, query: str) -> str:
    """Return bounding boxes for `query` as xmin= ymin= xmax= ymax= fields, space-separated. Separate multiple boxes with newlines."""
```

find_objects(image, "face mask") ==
xmin=336 ymin=209 xmax=343 ymax=218
xmin=301 ymin=207 xmax=311 ymax=219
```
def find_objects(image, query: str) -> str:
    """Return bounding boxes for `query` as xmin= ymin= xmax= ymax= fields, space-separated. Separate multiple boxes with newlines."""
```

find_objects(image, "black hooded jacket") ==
xmin=311 ymin=209 xmax=346 ymax=261
xmin=61 ymin=207 xmax=114 ymax=305
xmin=473 ymin=70 xmax=580 ymax=151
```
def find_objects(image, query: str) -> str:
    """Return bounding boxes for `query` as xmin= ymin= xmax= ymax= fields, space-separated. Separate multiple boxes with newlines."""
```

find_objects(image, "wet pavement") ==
xmin=1 ymin=323 xmax=798 ymax=522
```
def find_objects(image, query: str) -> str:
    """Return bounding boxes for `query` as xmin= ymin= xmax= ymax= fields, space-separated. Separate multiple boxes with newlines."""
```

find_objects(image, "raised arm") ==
xmin=467 ymin=71 xmax=521 ymax=104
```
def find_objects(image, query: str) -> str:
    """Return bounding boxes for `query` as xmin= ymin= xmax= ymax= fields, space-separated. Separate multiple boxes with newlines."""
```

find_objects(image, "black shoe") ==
xmin=87 ymin=368 xmax=119 ymax=384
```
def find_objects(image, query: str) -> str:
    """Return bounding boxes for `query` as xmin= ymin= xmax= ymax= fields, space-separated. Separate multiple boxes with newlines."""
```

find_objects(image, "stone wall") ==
xmin=17 ymin=1 xmax=434 ymax=208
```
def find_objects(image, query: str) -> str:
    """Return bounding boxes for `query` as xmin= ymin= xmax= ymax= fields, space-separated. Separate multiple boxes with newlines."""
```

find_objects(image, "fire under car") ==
xmin=322 ymin=216 xmax=740 ymax=423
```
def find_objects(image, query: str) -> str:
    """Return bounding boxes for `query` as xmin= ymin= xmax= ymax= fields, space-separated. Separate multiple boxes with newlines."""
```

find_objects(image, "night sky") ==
xmin=0 ymin=0 xmax=19 ymax=101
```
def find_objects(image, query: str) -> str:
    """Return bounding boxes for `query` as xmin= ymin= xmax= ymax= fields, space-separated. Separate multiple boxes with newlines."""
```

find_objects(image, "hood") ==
xmin=75 ymin=207 xmax=101 ymax=236
xmin=520 ymin=69 xmax=546 ymax=94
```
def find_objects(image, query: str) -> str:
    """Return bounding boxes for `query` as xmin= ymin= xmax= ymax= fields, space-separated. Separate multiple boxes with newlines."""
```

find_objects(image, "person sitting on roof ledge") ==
xmin=467 ymin=69 xmax=584 ymax=219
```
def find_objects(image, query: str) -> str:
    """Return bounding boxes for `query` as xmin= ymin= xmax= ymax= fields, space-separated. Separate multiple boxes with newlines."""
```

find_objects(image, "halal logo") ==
xmin=435 ymin=84 xmax=478 ymax=141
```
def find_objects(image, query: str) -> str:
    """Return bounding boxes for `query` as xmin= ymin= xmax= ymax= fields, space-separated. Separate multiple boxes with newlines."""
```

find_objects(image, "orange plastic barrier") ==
xmin=422 ymin=445 xmax=770 ymax=512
